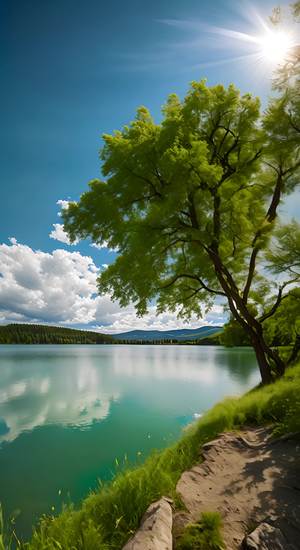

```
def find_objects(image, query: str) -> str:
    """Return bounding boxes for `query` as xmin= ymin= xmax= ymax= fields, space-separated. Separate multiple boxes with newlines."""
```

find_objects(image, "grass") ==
xmin=0 ymin=505 xmax=4 ymax=550
xmin=177 ymin=512 xmax=225 ymax=550
xmin=0 ymin=504 xmax=21 ymax=550
xmin=4 ymin=361 xmax=300 ymax=549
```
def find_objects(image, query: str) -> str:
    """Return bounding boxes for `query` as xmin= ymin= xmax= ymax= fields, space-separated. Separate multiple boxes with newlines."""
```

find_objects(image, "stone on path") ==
xmin=122 ymin=497 xmax=173 ymax=550
xmin=243 ymin=522 xmax=292 ymax=549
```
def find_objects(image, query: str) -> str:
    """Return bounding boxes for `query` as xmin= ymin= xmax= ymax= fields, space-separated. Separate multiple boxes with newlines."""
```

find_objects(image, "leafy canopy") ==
xmin=64 ymin=80 xmax=299 ymax=323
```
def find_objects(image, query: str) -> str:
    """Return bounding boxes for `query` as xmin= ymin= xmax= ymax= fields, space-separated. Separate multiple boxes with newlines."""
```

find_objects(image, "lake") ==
xmin=0 ymin=344 xmax=259 ymax=539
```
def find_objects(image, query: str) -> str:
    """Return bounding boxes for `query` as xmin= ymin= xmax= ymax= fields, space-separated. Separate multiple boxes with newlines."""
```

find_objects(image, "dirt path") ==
xmin=173 ymin=427 xmax=300 ymax=549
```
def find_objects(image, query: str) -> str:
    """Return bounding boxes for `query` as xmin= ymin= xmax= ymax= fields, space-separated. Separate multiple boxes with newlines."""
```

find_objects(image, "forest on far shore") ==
xmin=0 ymin=323 xmax=114 ymax=344
xmin=0 ymin=323 xmax=221 ymax=345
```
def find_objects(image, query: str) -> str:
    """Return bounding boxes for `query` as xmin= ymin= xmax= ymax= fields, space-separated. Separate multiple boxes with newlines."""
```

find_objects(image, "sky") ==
xmin=0 ymin=0 xmax=298 ymax=333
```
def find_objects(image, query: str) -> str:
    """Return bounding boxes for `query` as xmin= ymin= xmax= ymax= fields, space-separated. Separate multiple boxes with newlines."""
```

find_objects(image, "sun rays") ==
xmin=159 ymin=5 xmax=298 ymax=74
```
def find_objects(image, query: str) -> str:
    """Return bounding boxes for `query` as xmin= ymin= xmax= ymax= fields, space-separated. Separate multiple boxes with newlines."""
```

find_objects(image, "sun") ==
xmin=258 ymin=29 xmax=294 ymax=64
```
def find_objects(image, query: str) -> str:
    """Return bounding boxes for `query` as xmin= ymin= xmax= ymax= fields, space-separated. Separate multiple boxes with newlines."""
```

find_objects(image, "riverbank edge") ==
xmin=11 ymin=361 xmax=300 ymax=550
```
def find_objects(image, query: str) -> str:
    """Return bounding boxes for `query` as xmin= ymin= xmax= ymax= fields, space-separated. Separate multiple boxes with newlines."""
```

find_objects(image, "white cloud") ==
xmin=57 ymin=199 xmax=71 ymax=217
xmin=90 ymin=242 xmax=119 ymax=253
xmin=90 ymin=242 xmax=108 ymax=250
xmin=51 ymin=199 xmax=79 ymax=245
xmin=57 ymin=199 xmax=70 ymax=210
xmin=0 ymin=241 xmax=102 ymax=324
xmin=49 ymin=223 xmax=79 ymax=245
xmin=0 ymin=240 xmax=225 ymax=330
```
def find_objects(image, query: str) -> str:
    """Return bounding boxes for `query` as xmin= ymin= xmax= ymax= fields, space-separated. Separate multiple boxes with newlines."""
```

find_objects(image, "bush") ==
xmin=177 ymin=512 xmax=225 ymax=550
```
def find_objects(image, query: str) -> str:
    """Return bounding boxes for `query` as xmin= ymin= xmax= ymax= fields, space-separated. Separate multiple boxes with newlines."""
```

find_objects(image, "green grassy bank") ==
xmin=2 ymin=361 xmax=300 ymax=550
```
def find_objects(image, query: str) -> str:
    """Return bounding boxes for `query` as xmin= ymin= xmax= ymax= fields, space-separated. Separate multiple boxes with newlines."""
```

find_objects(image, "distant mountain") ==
xmin=111 ymin=326 xmax=222 ymax=342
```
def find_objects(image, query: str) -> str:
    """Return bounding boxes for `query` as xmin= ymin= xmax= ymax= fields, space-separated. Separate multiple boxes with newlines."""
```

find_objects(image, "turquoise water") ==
xmin=0 ymin=344 xmax=259 ymax=539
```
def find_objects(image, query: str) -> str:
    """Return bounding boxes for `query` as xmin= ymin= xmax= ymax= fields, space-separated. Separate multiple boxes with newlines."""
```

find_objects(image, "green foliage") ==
xmin=28 ymin=508 xmax=108 ymax=550
xmin=0 ymin=504 xmax=21 ymax=550
xmin=294 ymin=1 xmax=300 ymax=18
xmin=0 ymin=324 xmax=113 ymax=345
xmin=177 ymin=512 xmax=225 ymax=550
xmin=263 ymin=289 xmax=300 ymax=348
xmin=63 ymin=78 xmax=299 ymax=319
xmin=64 ymin=81 xmax=266 ymax=318
xmin=21 ymin=362 xmax=300 ymax=550
xmin=266 ymin=221 xmax=300 ymax=276
xmin=219 ymin=319 xmax=251 ymax=347
xmin=63 ymin=72 xmax=300 ymax=382
xmin=219 ymin=287 xmax=300 ymax=365
xmin=0 ymin=505 xmax=4 ymax=550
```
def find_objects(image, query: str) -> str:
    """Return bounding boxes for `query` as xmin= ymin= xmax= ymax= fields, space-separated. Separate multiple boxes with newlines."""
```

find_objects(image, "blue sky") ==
xmin=0 ymin=0 xmax=296 ymax=332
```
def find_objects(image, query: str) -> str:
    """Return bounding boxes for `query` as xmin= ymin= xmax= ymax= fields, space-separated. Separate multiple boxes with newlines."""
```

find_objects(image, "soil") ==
xmin=173 ymin=427 xmax=300 ymax=549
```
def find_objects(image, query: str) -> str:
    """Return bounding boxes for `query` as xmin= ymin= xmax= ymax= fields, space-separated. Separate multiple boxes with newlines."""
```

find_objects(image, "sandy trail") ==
xmin=174 ymin=427 xmax=300 ymax=549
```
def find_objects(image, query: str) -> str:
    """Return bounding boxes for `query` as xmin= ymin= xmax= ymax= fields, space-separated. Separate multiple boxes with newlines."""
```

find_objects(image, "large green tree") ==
xmin=64 ymin=16 xmax=299 ymax=385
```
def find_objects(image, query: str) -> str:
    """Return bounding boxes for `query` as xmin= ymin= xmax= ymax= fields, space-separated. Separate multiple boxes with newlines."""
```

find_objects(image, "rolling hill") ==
xmin=111 ymin=326 xmax=222 ymax=342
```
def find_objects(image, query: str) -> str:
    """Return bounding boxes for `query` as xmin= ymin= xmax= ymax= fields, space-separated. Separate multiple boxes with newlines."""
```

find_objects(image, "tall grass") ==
xmin=177 ymin=512 xmax=225 ymax=550
xmin=11 ymin=361 xmax=299 ymax=549
xmin=0 ymin=505 xmax=21 ymax=550
xmin=0 ymin=505 xmax=4 ymax=550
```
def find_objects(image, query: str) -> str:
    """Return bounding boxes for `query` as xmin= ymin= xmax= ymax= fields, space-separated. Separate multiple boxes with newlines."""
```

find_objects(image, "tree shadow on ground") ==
xmin=222 ymin=434 xmax=300 ymax=547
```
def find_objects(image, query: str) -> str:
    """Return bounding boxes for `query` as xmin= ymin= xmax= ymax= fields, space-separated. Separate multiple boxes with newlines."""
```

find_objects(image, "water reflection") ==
xmin=111 ymin=345 xmax=257 ymax=384
xmin=0 ymin=348 xmax=120 ymax=444
xmin=0 ymin=345 xmax=258 ymax=445
xmin=0 ymin=344 xmax=260 ymax=540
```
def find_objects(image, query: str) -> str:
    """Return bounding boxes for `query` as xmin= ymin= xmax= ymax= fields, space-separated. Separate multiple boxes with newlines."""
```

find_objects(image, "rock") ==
xmin=243 ymin=522 xmax=290 ymax=549
xmin=122 ymin=497 xmax=173 ymax=550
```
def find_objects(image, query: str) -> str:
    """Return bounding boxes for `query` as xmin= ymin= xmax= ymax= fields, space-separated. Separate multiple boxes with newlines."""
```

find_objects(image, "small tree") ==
xmin=220 ymin=319 xmax=251 ymax=347
xmin=221 ymin=287 xmax=300 ymax=359
xmin=264 ymin=289 xmax=300 ymax=359
xmin=64 ymin=15 xmax=299 ymax=385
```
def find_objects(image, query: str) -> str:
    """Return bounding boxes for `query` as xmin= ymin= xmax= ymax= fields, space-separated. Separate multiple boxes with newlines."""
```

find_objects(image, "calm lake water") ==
xmin=0 ymin=344 xmax=259 ymax=539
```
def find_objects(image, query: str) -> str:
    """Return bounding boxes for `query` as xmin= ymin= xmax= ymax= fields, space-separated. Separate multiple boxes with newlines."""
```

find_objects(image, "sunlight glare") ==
xmin=258 ymin=29 xmax=294 ymax=64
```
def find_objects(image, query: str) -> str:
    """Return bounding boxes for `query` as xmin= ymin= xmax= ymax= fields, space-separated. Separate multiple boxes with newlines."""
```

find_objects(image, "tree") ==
xmin=264 ymin=288 xmax=300 ymax=362
xmin=220 ymin=319 xmax=251 ymax=347
xmin=221 ymin=287 xmax=300 ymax=362
xmin=64 ymin=25 xmax=299 ymax=386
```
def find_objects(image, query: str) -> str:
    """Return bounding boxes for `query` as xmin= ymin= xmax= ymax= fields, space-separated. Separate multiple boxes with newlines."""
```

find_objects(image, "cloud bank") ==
xmin=0 ymin=240 xmax=225 ymax=332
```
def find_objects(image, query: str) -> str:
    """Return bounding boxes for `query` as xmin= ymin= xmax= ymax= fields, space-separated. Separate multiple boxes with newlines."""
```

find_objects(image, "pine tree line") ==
xmin=0 ymin=324 xmax=113 ymax=344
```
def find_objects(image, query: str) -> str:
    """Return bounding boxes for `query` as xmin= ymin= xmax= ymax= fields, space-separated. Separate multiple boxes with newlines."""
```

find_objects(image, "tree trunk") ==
xmin=250 ymin=334 xmax=274 ymax=384
xmin=208 ymin=250 xmax=286 ymax=383
xmin=237 ymin=319 xmax=285 ymax=384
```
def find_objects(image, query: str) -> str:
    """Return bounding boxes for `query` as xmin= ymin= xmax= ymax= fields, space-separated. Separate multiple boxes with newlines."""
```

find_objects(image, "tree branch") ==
xmin=243 ymin=245 xmax=259 ymax=303
xmin=159 ymin=273 xmax=226 ymax=296
xmin=259 ymin=278 xmax=299 ymax=323
xmin=287 ymin=110 xmax=300 ymax=134
xmin=266 ymin=170 xmax=284 ymax=222
xmin=283 ymin=158 xmax=300 ymax=177
xmin=243 ymin=163 xmax=287 ymax=303
xmin=125 ymin=166 xmax=162 ymax=198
